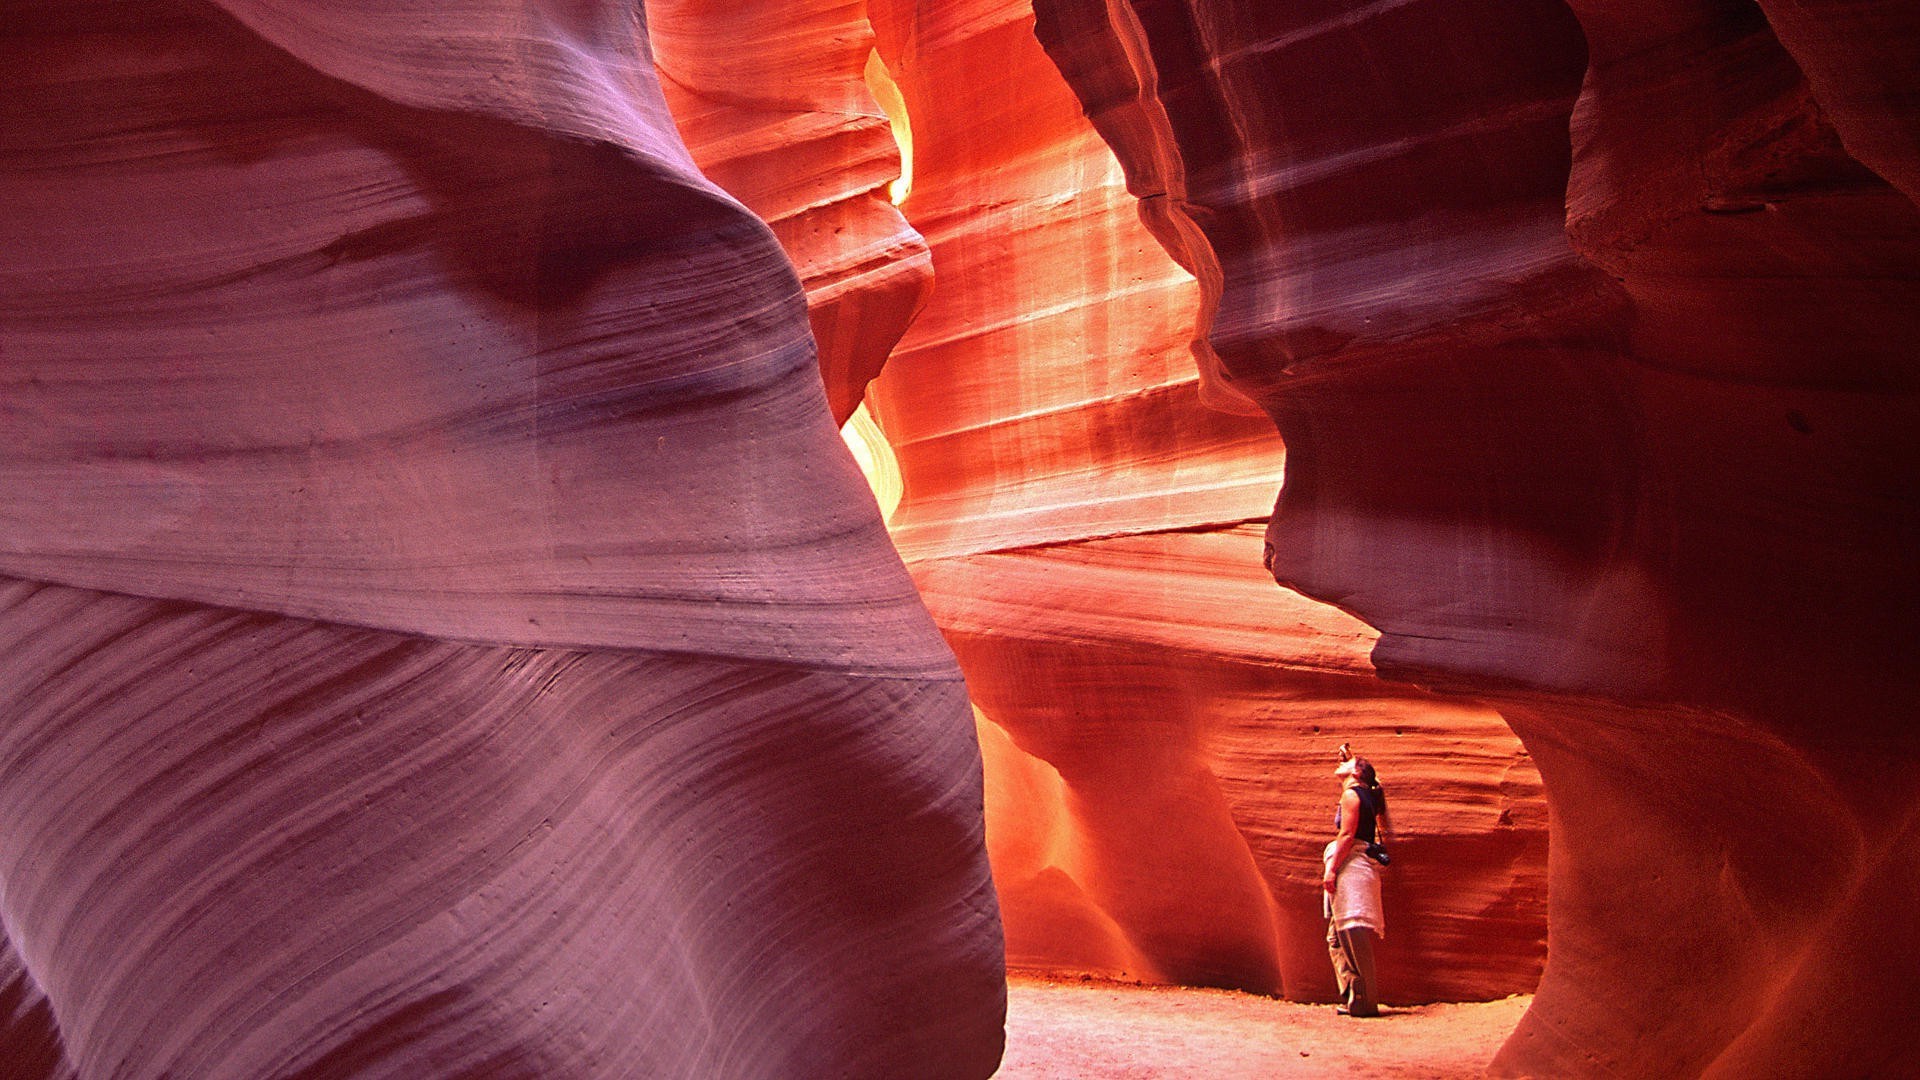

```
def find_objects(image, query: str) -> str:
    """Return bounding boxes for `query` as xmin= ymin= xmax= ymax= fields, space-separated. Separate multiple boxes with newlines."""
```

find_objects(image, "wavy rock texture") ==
xmin=0 ymin=2 xmax=1002 ymax=1077
xmin=647 ymin=0 xmax=932 ymax=424
xmin=863 ymin=0 xmax=1547 ymax=1003
xmin=1032 ymin=0 xmax=1920 ymax=1076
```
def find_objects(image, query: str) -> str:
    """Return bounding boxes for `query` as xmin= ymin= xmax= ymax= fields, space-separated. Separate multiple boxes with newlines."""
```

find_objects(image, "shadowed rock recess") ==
xmin=3 ymin=2 xmax=1916 ymax=1080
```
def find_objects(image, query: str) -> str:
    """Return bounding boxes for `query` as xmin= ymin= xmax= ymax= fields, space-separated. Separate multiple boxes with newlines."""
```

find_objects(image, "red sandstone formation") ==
xmin=1030 ymin=0 xmax=1920 ymax=1076
xmin=648 ymin=0 xmax=932 ymax=424
xmin=862 ymin=0 xmax=1548 ymax=1006
xmin=0 ymin=2 xmax=1001 ymax=1076
xmin=8 ymin=0 xmax=1915 ymax=1075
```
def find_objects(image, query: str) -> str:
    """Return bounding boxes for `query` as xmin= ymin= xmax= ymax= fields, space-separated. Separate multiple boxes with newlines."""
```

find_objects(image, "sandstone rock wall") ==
xmin=8 ymin=0 xmax=1913 ymax=1075
xmin=648 ymin=0 xmax=934 ymax=423
xmin=861 ymin=0 xmax=1550 ymax=1004
xmin=1031 ymin=0 xmax=1920 ymax=1075
xmin=0 ymin=2 xmax=1001 ymax=1076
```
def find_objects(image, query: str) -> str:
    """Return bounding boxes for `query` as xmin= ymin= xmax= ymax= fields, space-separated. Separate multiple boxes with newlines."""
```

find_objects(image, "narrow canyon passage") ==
xmin=656 ymin=0 xmax=1550 ymax=1028
xmin=2 ymin=0 xmax=1915 ymax=1078
xmin=660 ymin=0 xmax=1918 ymax=1076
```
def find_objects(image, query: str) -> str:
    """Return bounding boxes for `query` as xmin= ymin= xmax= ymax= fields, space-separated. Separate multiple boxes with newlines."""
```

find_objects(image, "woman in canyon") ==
xmin=1323 ymin=749 xmax=1390 ymax=1017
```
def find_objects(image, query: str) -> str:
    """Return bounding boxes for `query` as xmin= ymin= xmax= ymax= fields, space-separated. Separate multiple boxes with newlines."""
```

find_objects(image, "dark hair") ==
xmin=1351 ymin=756 xmax=1388 ymax=817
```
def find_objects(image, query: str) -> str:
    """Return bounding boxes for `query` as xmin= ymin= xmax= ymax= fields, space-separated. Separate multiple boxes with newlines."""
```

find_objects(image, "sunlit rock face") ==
xmin=1033 ymin=0 xmax=1920 ymax=1076
xmin=862 ymin=0 xmax=1548 ymax=1004
xmin=0 ymin=2 xmax=1001 ymax=1076
xmin=647 ymin=0 xmax=932 ymax=424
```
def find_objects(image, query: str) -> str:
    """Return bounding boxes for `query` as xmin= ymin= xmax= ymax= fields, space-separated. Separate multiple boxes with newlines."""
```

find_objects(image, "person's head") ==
xmin=1352 ymin=757 xmax=1377 ymax=786
xmin=1336 ymin=754 xmax=1377 ymax=786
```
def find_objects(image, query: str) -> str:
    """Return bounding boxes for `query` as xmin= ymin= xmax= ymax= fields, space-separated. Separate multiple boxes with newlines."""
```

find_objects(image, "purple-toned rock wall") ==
xmin=0 ymin=3 xmax=1001 ymax=1075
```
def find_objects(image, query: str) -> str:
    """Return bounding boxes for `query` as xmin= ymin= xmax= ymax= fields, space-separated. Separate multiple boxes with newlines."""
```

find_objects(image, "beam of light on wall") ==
xmin=863 ymin=49 xmax=913 ymax=205
xmin=840 ymin=400 xmax=903 ymax=524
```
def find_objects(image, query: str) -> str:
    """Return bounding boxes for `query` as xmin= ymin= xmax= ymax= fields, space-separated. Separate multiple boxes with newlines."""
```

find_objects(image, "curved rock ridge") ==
xmin=1031 ymin=0 xmax=1920 ymax=1075
xmin=0 ymin=578 xmax=1002 ymax=1079
xmin=861 ymin=0 xmax=1547 ymax=1002
xmin=1756 ymin=0 xmax=1920 ymax=204
xmin=647 ymin=0 xmax=933 ymax=424
xmin=1 ymin=2 xmax=1003 ymax=1077
xmin=0 ymin=0 xmax=947 ymax=676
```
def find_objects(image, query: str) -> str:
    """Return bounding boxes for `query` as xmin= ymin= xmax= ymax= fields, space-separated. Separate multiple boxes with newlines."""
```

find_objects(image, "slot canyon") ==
xmin=1 ymin=1 xmax=1915 ymax=1078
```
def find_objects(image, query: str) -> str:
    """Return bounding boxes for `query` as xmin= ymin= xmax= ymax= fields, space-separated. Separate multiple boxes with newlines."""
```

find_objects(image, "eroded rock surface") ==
xmin=862 ymin=0 xmax=1548 ymax=1005
xmin=1032 ymin=0 xmax=1920 ymax=1076
xmin=0 ymin=3 xmax=1001 ymax=1076
xmin=9 ymin=0 xmax=1914 ymax=1075
xmin=648 ymin=0 xmax=933 ymax=423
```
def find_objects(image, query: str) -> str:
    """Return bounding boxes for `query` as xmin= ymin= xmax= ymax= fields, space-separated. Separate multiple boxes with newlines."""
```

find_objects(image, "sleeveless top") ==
xmin=1335 ymin=785 xmax=1382 ymax=844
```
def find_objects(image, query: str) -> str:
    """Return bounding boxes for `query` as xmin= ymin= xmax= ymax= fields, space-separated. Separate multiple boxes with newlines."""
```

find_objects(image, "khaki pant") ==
xmin=1328 ymin=920 xmax=1381 ymax=1016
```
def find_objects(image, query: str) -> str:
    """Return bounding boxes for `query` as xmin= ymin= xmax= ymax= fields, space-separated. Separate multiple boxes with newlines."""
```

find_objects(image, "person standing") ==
xmin=1323 ymin=747 xmax=1390 ymax=1016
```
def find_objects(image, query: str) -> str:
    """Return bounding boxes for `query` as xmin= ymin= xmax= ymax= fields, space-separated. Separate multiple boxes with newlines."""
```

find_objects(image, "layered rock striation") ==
xmin=648 ymin=0 xmax=933 ymax=424
xmin=8 ymin=0 xmax=1912 ymax=1075
xmin=0 ymin=2 xmax=1001 ymax=1076
xmin=1033 ymin=0 xmax=1920 ymax=1076
xmin=862 ymin=0 xmax=1549 ymax=1004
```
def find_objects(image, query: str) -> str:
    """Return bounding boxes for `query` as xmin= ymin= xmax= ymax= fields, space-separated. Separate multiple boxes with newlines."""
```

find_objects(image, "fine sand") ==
xmin=998 ymin=975 xmax=1530 ymax=1078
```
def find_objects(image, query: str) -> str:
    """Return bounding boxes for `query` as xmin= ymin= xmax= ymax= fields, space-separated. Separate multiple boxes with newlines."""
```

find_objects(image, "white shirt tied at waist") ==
xmin=1323 ymin=841 xmax=1385 ymax=937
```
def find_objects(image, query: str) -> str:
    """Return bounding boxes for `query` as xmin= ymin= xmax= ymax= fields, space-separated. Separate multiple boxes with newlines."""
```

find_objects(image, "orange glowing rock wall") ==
xmin=1032 ymin=0 xmax=1920 ymax=1077
xmin=860 ymin=0 xmax=1549 ymax=1005
xmin=648 ymin=0 xmax=932 ymax=424
xmin=0 ymin=2 xmax=1001 ymax=1076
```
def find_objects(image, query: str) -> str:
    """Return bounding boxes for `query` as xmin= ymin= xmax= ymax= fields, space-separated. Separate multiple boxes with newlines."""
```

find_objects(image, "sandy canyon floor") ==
xmin=999 ymin=975 xmax=1531 ymax=1078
